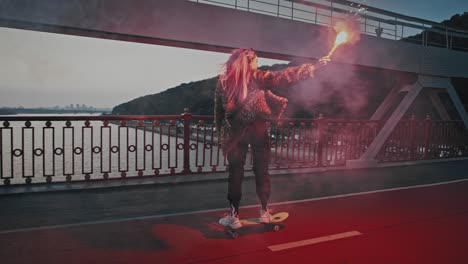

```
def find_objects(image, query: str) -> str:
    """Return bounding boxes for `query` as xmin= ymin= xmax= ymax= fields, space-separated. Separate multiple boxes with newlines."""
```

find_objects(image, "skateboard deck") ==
xmin=224 ymin=212 xmax=289 ymax=238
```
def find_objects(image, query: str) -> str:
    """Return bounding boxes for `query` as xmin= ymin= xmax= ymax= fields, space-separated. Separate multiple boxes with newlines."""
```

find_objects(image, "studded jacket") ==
xmin=215 ymin=63 xmax=316 ymax=153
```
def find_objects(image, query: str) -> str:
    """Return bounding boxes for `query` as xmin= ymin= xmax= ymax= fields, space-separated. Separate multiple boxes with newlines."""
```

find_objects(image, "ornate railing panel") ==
xmin=268 ymin=119 xmax=320 ymax=168
xmin=1 ymin=112 xmax=467 ymax=186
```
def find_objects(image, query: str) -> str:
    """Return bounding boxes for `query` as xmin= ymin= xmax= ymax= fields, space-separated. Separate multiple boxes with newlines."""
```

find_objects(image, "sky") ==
xmin=0 ymin=0 xmax=466 ymax=109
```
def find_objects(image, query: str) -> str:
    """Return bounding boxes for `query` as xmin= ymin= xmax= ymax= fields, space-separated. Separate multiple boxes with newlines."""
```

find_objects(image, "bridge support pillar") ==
xmin=347 ymin=79 xmax=422 ymax=168
xmin=428 ymin=90 xmax=451 ymax=120
xmin=370 ymin=85 xmax=401 ymax=121
xmin=347 ymin=74 xmax=468 ymax=169
xmin=446 ymin=81 xmax=468 ymax=130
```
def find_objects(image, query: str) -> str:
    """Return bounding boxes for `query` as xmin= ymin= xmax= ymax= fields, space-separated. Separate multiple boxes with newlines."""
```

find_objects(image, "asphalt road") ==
xmin=1 ymin=160 xmax=468 ymax=263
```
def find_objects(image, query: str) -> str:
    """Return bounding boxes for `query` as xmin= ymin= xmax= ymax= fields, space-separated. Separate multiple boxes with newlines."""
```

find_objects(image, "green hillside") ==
xmin=111 ymin=64 xmax=290 ymax=116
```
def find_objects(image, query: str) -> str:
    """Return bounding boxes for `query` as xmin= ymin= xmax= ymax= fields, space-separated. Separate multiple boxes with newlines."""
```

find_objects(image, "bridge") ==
xmin=1 ymin=0 xmax=468 ymax=170
xmin=1 ymin=1 xmax=468 ymax=262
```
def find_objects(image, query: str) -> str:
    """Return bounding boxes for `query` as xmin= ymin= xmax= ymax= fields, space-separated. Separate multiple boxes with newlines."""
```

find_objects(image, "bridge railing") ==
xmin=378 ymin=115 xmax=468 ymax=162
xmin=191 ymin=0 xmax=468 ymax=51
xmin=1 ymin=111 xmax=467 ymax=186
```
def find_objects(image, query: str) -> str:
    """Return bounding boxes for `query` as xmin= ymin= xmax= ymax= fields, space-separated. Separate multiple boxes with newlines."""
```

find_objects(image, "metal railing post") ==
xmin=364 ymin=17 xmax=367 ymax=33
xmin=276 ymin=0 xmax=279 ymax=17
xmin=409 ymin=114 xmax=416 ymax=160
xmin=423 ymin=115 xmax=431 ymax=159
xmin=446 ymin=28 xmax=449 ymax=49
xmin=421 ymin=24 xmax=425 ymax=46
xmin=291 ymin=1 xmax=294 ymax=19
xmin=317 ymin=114 xmax=325 ymax=166
xmin=314 ymin=7 xmax=318 ymax=24
xmin=182 ymin=108 xmax=192 ymax=174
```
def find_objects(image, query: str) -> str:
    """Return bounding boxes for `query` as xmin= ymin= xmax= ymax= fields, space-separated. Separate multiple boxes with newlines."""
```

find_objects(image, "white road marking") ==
xmin=268 ymin=231 xmax=362 ymax=251
xmin=0 ymin=178 xmax=467 ymax=235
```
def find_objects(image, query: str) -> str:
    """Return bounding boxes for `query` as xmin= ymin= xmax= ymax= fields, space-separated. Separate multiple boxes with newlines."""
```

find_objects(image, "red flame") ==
xmin=334 ymin=31 xmax=349 ymax=47
xmin=326 ymin=18 xmax=361 ymax=58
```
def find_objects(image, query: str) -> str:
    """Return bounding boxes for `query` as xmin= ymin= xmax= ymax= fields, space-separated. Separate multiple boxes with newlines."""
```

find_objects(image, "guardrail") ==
xmin=1 ymin=110 xmax=467 ymax=186
xmin=191 ymin=0 xmax=468 ymax=51
xmin=378 ymin=115 xmax=468 ymax=162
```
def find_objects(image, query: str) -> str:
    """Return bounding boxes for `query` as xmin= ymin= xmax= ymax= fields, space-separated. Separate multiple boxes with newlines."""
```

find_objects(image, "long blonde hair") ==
xmin=219 ymin=48 xmax=257 ymax=104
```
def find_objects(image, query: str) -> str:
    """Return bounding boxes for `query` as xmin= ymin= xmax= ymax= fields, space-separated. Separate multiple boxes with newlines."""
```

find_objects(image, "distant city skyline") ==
xmin=0 ymin=0 xmax=466 ymax=109
xmin=2 ymin=104 xmax=112 ymax=110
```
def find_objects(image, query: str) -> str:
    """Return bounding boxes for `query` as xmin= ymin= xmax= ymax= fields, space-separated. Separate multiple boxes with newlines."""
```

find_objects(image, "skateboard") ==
xmin=224 ymin=212 xmax=289 ymax=238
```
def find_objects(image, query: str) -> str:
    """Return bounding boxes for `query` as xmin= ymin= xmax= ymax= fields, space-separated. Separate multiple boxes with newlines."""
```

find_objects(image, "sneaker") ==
xmin=259 ymin=209 xmax=272 ymax=223
xmin=219 ymin=214 xmax=242 ymax=229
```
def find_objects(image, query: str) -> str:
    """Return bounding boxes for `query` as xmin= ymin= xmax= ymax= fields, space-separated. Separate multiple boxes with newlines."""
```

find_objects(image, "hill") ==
xmin=402 ymin=12 xmax=468 ymax=50
xmin=111 ymin=64 xmax=290 ymax=116
xmin=112 ymin=77 xmax=218 ymax=116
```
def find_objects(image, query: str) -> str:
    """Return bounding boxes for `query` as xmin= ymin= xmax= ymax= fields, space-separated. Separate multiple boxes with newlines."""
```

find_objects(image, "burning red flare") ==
xmin=328 ymin=31 xmax=349 ymax=57
xmin=325 ymin=18 xmax=360 ymax=58
xmin=334 ymin=31 xmax=349 ymax=47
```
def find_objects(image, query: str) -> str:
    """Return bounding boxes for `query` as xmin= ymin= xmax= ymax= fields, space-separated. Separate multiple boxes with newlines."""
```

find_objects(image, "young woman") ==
xmin=215 ymin=48 xmax=328 ymax=228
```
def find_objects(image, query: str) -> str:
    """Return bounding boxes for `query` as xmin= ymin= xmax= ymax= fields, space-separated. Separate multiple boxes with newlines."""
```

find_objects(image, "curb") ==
xmin=1 ymin=157 xmax=467 ymax=195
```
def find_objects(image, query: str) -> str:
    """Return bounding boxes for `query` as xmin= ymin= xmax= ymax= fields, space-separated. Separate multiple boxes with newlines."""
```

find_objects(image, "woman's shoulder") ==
xmin=253 ymin=69 xmax=270 ymax=77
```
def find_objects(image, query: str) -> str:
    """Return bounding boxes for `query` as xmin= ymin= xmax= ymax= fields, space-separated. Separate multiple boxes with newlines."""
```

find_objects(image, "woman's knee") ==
xmin=254 ymin=168 xmax=270 ymax=182
xmin=229 ymin=162 xmax=245 ymax=175
xmin=253 ymin=160 xmax=269 ymax=175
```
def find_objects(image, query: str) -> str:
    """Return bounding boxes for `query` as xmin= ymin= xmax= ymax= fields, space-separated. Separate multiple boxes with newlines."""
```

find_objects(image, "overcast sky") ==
xmin=0 ymin=0 xmax=466 ymax=109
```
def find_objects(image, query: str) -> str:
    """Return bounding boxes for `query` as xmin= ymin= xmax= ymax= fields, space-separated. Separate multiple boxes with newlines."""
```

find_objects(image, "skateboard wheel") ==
xmin=225 ymin=228 xmax=238 ymax=238
xmin=273 ymin=225 xmax=280 ymax=231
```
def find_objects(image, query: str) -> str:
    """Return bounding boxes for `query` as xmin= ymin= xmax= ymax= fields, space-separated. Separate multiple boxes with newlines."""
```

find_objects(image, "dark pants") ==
xmin=227 ymin=121 xmax=271 ymax=214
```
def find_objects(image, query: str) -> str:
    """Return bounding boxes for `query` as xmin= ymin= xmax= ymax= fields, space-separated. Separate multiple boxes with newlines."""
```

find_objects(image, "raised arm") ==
xmin=253 ymin=63 xmax=316 ymax=90
xmin=254 ymin=56 xmax=330 ymax=90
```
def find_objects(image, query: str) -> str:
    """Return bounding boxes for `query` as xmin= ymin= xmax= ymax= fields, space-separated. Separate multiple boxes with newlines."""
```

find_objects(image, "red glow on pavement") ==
xmin=1 ymin=181 xmax=468 ymax=263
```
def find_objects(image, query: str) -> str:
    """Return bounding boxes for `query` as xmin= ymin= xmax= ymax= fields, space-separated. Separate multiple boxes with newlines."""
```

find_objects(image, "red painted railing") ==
xmin=377 ymin=115 xmax=468 ymax=162
xmin=1 ymin=111 xmax=467 ymax=186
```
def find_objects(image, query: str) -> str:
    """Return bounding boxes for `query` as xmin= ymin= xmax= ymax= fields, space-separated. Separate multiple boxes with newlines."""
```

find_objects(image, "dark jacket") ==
xmin=215 ymin=64 xmax=316 ymax=153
